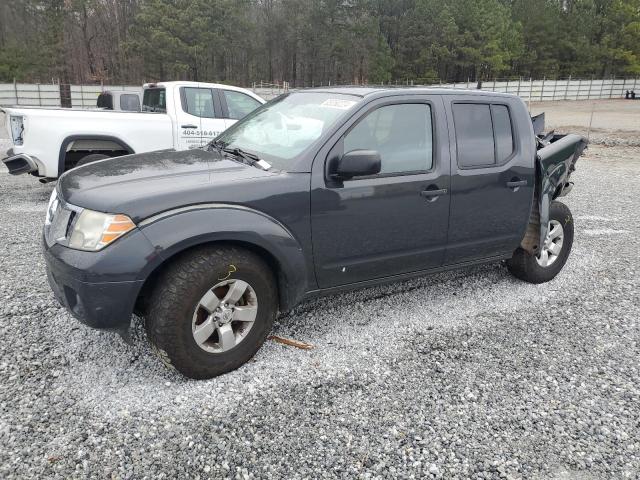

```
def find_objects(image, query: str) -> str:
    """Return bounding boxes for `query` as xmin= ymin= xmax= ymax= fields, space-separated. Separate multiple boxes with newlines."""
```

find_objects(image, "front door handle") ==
xmin=181 ymin=124 xmax=198 ymax=129
xmin=506 ymin=179 xmax=527 ymax=189
xmin=420 ymin=188 xmax=448 ymax=202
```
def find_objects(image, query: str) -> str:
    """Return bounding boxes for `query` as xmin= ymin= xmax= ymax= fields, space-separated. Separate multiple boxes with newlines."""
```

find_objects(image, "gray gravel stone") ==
xmin=0 ymin=138 xmax=638 ymax=479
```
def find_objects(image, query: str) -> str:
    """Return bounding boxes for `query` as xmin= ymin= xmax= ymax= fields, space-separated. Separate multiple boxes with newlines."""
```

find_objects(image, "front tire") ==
xmin=507 ymin=201 xmax=574 ymax=284
xmin=145 ymin=246 xmax=278 ymax=379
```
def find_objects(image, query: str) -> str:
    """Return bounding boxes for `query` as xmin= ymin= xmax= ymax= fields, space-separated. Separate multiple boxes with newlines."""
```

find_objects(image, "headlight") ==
xmin=45 ymin=189 xmax=58 ymax=226
xmin=68 ymin=209 xmax=136 ymax=251
xmin=9 ymin=115 xmax=24 ymax=146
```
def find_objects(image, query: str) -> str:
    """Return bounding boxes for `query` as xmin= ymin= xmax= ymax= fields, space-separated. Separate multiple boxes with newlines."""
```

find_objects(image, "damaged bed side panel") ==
xmin=521 ymin=134 xmax=587 ymax=253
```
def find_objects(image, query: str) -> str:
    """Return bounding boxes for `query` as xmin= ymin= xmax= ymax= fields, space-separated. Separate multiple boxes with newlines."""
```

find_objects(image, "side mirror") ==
xmin=334 ymin=150 xmax=381 ymax=179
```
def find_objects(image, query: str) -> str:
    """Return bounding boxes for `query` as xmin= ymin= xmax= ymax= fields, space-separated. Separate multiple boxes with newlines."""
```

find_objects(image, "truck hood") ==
xmin=58 ymin=148 xmax=274 ymax=221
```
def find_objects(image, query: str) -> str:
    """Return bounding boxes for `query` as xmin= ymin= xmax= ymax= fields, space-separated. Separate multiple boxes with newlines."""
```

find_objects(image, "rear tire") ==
xmin=507 ymin=201 xmax=574 ymax=284
xmin=76 ymin=153 xmax=110 ymax=167
xmin=145 ymin=246 xmax=278 ymax=379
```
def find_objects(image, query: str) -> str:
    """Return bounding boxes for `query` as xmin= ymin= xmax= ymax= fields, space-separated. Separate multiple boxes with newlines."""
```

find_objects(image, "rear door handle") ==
xmin=506 ymin=179 xmax=527 ymax=189
xmin=181 ymin=124 xmax=198 ymax=129
xmin=420 ymin=188 xmax=448 ymax=201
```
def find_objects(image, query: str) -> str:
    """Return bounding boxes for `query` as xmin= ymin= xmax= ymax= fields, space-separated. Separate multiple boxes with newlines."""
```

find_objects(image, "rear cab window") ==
xmin=453 ymin=102 xmax=515 ymax=168
xmin=142 ymin=88 xmax=167 ymax=113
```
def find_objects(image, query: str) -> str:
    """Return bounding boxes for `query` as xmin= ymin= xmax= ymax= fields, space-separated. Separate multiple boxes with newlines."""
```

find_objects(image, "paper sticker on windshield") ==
xmin=320 ymin=99 xmax=357 ymax=110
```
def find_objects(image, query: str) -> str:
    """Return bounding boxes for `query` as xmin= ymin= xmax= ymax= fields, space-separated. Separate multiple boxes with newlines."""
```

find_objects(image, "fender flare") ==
xmin=58 ymin=134 xmax=135 ymax=175
xmin=137 ymin=205 xmax=310 ymax=311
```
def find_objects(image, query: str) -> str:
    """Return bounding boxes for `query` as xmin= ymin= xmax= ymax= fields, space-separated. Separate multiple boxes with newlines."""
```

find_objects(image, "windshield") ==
xmin=214 ymin=92 xmax=360 ymax=170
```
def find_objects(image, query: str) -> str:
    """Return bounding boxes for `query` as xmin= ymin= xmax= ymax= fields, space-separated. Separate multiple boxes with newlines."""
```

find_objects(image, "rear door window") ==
xmin=453 ymin=103 xmax=495 ymax=167
xmin=453 ymin=103 xmax=515 ymax=168
xmin=492 ymin=105 xmax=514 ymax=162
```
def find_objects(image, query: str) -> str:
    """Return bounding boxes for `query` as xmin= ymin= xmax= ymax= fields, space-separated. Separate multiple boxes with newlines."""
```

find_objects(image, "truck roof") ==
xmin=144 ymin=81 xmax=253 ymax=92
xmin=142 ymin=81 xmax=265 ymax=102
xmin=297 ymin=86 xmax=517 ymax=99
xmin=101 ymin=89 xmax=142 ymax=95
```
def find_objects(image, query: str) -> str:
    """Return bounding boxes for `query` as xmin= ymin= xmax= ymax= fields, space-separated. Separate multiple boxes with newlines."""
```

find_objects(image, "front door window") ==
xmin=344 ymin=103 xmax=433 ymax=174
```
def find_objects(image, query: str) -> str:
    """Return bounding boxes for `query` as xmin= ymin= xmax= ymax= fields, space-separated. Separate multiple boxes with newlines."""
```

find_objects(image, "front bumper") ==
xmin=43 ymin=229 xmax=158 ymax=330
xmin=46 ymin=263 xmax=143 ymax=329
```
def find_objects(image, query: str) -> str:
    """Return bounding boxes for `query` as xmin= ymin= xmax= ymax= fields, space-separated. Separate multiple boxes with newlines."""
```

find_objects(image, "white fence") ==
xmin=435 ymin=77 xmax=640 ymax=101
xmin=252 ymin=82 xmax=290 ymax=100
xmin=0 ymin=83 xmax=142 ymax=108
xmin=0 ymin=83 xmax=62 ymax=107
xmin=1 ymin=78 xmax=639 ymax=107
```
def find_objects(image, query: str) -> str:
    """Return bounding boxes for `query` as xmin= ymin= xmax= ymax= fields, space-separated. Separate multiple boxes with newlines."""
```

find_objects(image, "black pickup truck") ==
xmin=43 ymin=87 xmax=587 ymax=379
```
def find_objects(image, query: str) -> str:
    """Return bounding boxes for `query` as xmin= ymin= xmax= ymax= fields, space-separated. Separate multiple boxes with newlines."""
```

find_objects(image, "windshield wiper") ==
xmin=223 ymin=146 xmax=272 ymax=171
xmin=208 ymin=140 xmax=271 ymax=171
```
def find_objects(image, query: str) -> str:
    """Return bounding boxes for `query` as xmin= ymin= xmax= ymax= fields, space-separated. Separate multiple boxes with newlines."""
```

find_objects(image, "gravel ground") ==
xmin=530 ymin=99 xmax=640 ymax=146
xmin=1 ymin=120 xmax=640 ymax=479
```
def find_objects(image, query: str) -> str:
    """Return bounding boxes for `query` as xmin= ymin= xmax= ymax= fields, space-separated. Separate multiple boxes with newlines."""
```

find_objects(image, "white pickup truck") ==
xmin=1 ymin=81 xmax=265 ymax=181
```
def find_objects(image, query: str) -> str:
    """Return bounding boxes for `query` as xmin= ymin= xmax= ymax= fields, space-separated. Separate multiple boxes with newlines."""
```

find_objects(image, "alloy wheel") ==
xmin=191 ymin=279 xmax=258 ymax=353
xmin=536 ymin=220 xmax=564 ymax=267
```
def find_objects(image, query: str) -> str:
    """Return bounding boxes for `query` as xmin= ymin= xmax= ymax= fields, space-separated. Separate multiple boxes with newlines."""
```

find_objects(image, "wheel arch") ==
xmin=134 ymin=207 xmax=310 ymax=316
xmin=135 ymin=239 xmax=294 ymax=317
xmin=58 ymin=134 xmax=135 ymax=174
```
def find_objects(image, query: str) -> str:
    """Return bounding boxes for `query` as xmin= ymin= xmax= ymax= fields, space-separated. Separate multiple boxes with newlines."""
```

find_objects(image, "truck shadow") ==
xmin=275 ymin=261 xmax=511 ymax=334
xmin=62 ymin=260 xmax=520 ymax=385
